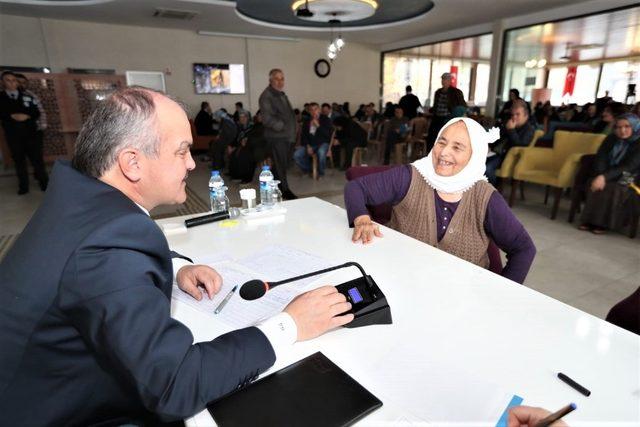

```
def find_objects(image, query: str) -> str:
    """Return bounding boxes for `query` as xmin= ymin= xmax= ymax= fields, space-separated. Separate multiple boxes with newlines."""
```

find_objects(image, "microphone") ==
xmin=184 ymin=208 xmax=240 ymax=228
xmin=239 ymin=262 xmax=373 ymax=301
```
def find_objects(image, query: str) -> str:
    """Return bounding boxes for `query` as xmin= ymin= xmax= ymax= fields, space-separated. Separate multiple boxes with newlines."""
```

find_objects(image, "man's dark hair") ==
xmin=235 ymin=101 xmax=243 ymax=108
xmin=1 ymin=71 xmax=16 ymax=80
xmin=72 ymin=86 xmax=181 ymax=178
xmin=309 ymin=102 xmax=319 ymax=108
xmin=509 ymin=88 xmax=520 ymax=98
xmin=14 ymin=73 xmax=27 ymax=80
xmin=200 ymin=101 xmax=209 ymax=110
xmin=321 ymin=103 xmax=331 ymax=109
xmin=406 ymin=85 xmax=412 ymax=93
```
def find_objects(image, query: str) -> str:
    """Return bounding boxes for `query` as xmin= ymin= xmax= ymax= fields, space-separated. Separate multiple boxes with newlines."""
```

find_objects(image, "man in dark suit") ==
xmin=0 ymin=87 xmax=353 ymax=426
xmin=398 ymin=85 xmax=421 ymax=120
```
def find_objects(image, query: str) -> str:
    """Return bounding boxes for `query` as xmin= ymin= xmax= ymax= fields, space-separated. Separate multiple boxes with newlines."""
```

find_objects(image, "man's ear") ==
xmin=117 ymin=148 xmax=142 ymax=183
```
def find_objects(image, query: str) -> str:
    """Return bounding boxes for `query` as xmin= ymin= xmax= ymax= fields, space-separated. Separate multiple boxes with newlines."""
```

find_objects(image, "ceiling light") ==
xmin=537 ymin=59 xmax=547 ymax=68
xmin=328 ymin=42 xmax=337 ymax=54
xmin=335 ymin=37 xmax=345 ymax=49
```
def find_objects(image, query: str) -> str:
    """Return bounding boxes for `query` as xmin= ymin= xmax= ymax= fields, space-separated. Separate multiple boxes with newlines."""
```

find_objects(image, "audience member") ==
xmin=259 ymin=68 xmax=297 ymax=200
xmin=498 ymin=88 xmax=522 ymax=123
xmin=579 ymin=113 xmax=640 ymax=234
xmin=354 ymin=103 xmax=366 ymax=121
xmin=383 ymin=101 xmax=395 ymax=119
xmin=249 ymin=110 xmax=269 ymax=165
xmin=0 ymin=86 xmax=353 ymax=425
xmin=344 ymin=117 xmax=536 ymax=284
xmin=331 ymin=115 xmax=367 ymax=170
xmin=486 ymin=100 xmax=535 ymax=185
xmin=594 ymin=102 xmax=627 ymax=134
xmin=232 ymin=101 xmax=245 ymax=122
xmin=228 ymin=110 xmax=255 ymax=183
xmin=0 ymin=71 xmax=48 ymax=194
xmin=194 ymin=101 xmax=215 ymax=135
xmin=342 ymin=102 xmax=351 ymax=117
xmin=321 ymin=102 xmax=332 ymax=118
xmin=399 ymin=85 xmax=421 ymax=119
xmin=427 ymin=72 xmax=466 ymax=151
xmin=383 ymin=105 xmax=410 ymax=165
xmin=15 ymin=73 xmax=47 ymax=134
xmin=606 ymin=286 xmax=640 ymax=335
xmin=210 ymin=109 xmax=238 ymax=171
xmin=294 ymin=102 xmax=333 ymax=177
xmin=302 ymin=102 xmax=311 ymax=120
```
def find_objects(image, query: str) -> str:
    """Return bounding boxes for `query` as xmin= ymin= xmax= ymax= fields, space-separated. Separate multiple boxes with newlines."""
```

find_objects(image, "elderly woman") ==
xmin=580 ymin=113 xmax=640 ymax=234
xmin=344 ymin=117 xmax=536 ymax=284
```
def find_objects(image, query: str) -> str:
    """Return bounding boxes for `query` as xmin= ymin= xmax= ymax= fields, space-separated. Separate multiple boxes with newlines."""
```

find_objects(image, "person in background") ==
xmin=302 ymin=103 xmax=311 ymax=120
xmin=321 ymin=103 xmax=333 ymax=119
xmin=248 ymin=110 xmax=269 ymax=167
xmin=579 ymin=113 xmax=640 ymax=234
xmin=593 ymin=102 xmax=627 ymax=135
xmin=344 ymin=117 xmax=536 ymax=284
xmin=232 ymin=101 xmax=248 ymax=123
xmin=194 ymin=101 xmax=215 ymax=136
xmin=498 ymin=89 xmax=522 ymax=124
xmin=383 ymin=105 xmax=410 ymax=165
xmin=427 ymin=72 xmax=466 ymax=152
xmin=228 ymin=110 xmax=256 ymax=183
xmin=354 ymin=103 xmax=366 ymax=121
xmin=382 ymin=101 xmax=395 ymax=119
xmin=15 ymin=73 xmax=47 ymax=135
xmin=294 ymin=102 xmax=333 ymax=177
xmin=399 ymin=85 xmax=421 ymax=120
xmin=342 ymin=102 xmax=351 ymax=118
xmin=0 ymin=71 xmax=48 ymax=194
xmin=211 ymin=109 xmax=238 ymax=171
xmin=258 ymin=68 xmax=297 ymax=199
xmin=485 ymin=100 xmax=535 ymax=186
xmin=0 ymin=86 xmax=354 ymax=426
xmin=331 ymin=115 xmax=367 ymax=170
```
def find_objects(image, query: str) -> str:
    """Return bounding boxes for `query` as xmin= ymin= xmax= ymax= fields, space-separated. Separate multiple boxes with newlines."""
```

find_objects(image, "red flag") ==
xmin=563 ymin=66 xmax=577 ymax=96
xmin=450 ymin=66 xmax=458 ymax=88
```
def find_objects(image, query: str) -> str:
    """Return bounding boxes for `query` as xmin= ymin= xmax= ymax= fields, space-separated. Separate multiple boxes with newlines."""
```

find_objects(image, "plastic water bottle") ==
xmin=213 ymin=186 xmax=230 ymax=213
xmin=259 ymin=165 xmax=274 ymax=207
xmin=209 ymin=170 xmax=225 ymax=212
xmin=269 ymin=180 xmax=283 ymax=206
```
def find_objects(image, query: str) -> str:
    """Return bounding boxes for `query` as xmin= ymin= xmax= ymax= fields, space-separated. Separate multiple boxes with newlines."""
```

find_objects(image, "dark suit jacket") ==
xmin=300 ymin=115 xmax=333 ymax=148
xmin=0 ymin=161 xmax=276 ymax=426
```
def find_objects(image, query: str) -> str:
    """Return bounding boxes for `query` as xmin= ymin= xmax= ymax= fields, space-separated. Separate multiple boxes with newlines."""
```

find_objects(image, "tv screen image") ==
xmin=194 ymin=63 xmax=245 ymax=94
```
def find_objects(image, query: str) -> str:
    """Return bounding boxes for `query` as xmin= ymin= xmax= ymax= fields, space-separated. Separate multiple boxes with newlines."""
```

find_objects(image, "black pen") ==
xmin=558 ymin=372 xmax=591 ymax=396
xmin=534 ymin=403 xmax=577 ymax=427
xmin=214 ymin=286 xmax=237 ymax=314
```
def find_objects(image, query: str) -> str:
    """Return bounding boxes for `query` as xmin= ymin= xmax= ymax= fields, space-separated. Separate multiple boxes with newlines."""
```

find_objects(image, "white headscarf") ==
xmin=413 ymin=117 xmax=500 ymax=194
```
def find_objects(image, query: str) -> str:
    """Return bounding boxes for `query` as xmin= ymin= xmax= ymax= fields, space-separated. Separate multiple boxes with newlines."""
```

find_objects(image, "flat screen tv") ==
xmin=193 ymin=63 xmax=245 ymax=94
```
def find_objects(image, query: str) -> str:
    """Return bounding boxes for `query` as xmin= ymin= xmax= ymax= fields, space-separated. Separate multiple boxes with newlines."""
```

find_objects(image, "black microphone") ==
xmin=184 ymin=208 xmax=240 ymax=228
xmin=239 ymin=262 xmax=373 ymax=301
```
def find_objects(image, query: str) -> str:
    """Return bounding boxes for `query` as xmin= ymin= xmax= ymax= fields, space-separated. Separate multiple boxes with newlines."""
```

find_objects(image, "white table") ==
xmin=160 ymin=197 xmax=640 ymax=426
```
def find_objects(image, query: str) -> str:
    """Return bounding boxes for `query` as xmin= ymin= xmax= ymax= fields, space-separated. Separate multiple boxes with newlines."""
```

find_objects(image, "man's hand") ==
xmin=352 ymin=215 xmax=383 ymax=244
xmin=176 ymin=265 xmax=222 ymax=301
xmin=590 ymin=174 xmax=606 ymax=192
xmin=285 ymin=286 xmax=354 ymax=341
xmin=10 ymin=113 xmax=30 ymax=122
xmin=505 ymin=118 xmax=516 ymax=130
xmin=508 ymin=405 xmax=568 ymax=427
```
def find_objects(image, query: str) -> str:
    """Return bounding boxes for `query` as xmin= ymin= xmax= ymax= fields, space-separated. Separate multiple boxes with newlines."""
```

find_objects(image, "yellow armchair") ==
xmin=495 ymin=129 xmax=544 ymax=180
xmin=512 ymin=130 xmax=605 ymax=219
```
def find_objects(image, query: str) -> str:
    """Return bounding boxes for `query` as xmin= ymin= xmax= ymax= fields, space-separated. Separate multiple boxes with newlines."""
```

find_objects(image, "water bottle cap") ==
xmin=211 ymin=170 xmax=220 ymax=176
xmin=262 ymin=165 xmax=270 ymax=171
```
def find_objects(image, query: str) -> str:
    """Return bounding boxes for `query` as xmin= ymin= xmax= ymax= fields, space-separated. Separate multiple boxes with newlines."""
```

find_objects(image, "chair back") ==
xmin=410 ymin=117 xmax=428 ymax=139
xmin=528 ymin=129 xmax=544 ymax=147
xmin=550 ymin=131 xmax=605 ymax=169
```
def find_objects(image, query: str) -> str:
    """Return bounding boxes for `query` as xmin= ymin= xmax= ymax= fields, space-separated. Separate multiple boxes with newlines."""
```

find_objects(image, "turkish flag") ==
xmin=563 ymin=66 xmax=577 ymax=96
xmin=450 ymin=66 xmax=458 ymax=88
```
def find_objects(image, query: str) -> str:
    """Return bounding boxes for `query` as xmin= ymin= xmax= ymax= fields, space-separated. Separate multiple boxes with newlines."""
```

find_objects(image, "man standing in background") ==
xmin=398 ymin=85 xmax=421 ymax=119
xmin=0 ymin=71 xmax=48 ymax=194
xmin=259 ymin=68 xmax=297 ymax=200
xmin=427 ymin=72 xmax=466 ymax=151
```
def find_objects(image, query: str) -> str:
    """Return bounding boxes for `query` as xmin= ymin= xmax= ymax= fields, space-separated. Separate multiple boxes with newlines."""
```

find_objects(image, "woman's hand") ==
xmin=590 ymin=174 xmax=606 ymax=192
xmin=352 ymin=215 xmax=383 ymax=244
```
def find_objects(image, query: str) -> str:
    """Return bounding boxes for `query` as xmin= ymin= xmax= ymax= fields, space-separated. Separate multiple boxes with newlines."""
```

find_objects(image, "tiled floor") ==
xmin=1 ymin=156 xmax=638 ymax=321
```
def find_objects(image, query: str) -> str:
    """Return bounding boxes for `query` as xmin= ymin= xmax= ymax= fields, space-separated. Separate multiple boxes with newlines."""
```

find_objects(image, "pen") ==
xmin=214 ymin=285 xmax=237 ymax=314
xmin=534 ymin=403 xmax=577 ymax=427
xmin=558 ymin=372 xmax=591 ymax=396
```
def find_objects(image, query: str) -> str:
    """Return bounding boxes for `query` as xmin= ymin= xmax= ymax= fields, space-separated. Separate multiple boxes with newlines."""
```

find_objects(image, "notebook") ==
xmin=207 ymin=352 xmax=383 ymax=427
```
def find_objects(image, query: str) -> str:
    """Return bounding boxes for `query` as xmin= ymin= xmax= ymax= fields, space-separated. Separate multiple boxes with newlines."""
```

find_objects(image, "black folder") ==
xmin=207 ymin=352 xmax=383 ymax=427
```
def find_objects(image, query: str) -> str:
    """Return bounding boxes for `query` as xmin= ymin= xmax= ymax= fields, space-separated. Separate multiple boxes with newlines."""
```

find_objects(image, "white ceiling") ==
xmin=0 ymin=0 xmax=609 ymax=46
